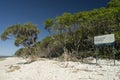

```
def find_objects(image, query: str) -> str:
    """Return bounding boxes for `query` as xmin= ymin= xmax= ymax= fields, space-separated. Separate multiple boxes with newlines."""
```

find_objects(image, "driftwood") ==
xmin=7 ymin=65 xmax=20 ymax=72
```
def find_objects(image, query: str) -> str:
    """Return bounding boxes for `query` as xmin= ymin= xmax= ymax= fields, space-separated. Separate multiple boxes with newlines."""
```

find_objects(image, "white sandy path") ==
xmin=0 ymin=57 xmax=120 ymax=80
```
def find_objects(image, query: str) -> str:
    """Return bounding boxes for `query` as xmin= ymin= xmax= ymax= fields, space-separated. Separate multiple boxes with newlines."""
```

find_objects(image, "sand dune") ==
xmin=0 ymin=57 xmax=120 ymax=80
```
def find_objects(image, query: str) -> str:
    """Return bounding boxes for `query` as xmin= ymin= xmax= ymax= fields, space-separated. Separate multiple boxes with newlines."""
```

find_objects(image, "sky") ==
xmin=0 ymin=0 xmax=110 ymax=56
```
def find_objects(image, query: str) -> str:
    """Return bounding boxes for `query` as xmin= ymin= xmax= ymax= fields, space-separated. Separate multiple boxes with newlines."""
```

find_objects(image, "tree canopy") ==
xmin=43 ymin=0 xmax=120 ymax=60
xmin=1 ymin=23 xmax=40 ymax=47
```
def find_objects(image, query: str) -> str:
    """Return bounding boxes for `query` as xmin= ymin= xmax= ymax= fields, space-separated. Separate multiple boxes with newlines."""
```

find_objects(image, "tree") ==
xmin=107 ymin=0 xmax=120 ymax=8
xmin=44 ymin=18 xmax=54 ymax=37
xmin=15 ymin=48 xmax=29 ymax=58
xmin=1 ymin=23 xmax=40 ymax=61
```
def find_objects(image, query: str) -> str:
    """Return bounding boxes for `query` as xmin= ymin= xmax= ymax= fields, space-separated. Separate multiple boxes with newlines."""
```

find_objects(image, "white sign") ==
xmin=94 ymin=34 xmax=115 ymax=45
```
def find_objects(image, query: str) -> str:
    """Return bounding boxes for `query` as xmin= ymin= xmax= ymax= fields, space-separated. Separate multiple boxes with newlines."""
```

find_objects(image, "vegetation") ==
xmin=1 ymin=0 xmax=120 ymax=61
xmin=1 ymin=23 xmax=40 ymax=62
xmin=43 ymin=0 xmax=120 ymax=60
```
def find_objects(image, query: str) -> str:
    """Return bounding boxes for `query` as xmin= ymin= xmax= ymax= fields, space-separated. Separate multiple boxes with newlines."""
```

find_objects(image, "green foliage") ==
xmin=56 ymin=12 xmax=73 ymax=28
xmin=1 ymin=23 xmax=40 ymax=59
xmin=15 ymin=48 xmax=29 ymax=58
xmin=1 ymin=23 xmax=40 ymax=47
xmin=43 ymin=0 xmax=120 ymax=60
xmin=44 ymin=18 xmax=54 ymax=35
xmin=107 ymin=0 xmax=120 ymax=8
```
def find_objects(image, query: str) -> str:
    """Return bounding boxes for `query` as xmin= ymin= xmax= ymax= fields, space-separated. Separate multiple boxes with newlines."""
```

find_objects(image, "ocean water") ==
xmin=0 ymin=56 xmax=12 ymax=61
xmin=0 ymin=56 xmax=12 ymax=58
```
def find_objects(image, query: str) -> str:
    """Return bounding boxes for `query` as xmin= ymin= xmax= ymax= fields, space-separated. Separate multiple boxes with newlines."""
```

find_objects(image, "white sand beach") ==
xmin=0 ymin=57 xmax=120 ymax=80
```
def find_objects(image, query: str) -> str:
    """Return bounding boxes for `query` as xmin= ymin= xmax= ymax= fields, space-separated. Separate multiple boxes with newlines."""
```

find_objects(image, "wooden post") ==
xmin=112 ymin=45 xmax=115 ymax=66
xmin=95 ymin=46 xmax=99 ymax=65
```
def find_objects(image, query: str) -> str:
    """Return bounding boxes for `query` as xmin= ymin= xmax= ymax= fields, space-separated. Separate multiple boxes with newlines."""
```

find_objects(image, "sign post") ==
xmin=94 ymin=34 xmax=115 ymax=65
xmin=95 ymin=47 xmax=99 ymax=65
xmin=112 ymin=45 xmax=116 ymax=66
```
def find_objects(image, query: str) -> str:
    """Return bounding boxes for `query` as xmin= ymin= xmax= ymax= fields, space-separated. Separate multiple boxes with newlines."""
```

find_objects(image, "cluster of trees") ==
xmin=43 ymin=0 xmax=120 ymax=60
xmin=1 ymin=0 xmax=120 ymax=61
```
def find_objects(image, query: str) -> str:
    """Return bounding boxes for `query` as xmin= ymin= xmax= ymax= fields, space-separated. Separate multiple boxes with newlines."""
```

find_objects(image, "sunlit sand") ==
xmin=0 ymin=57 xmax=120 ymax=80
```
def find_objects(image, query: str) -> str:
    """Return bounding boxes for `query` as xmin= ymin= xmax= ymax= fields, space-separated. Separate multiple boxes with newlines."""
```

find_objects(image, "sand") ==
xmin=0 ymin=57 xmax=120 ymax=80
